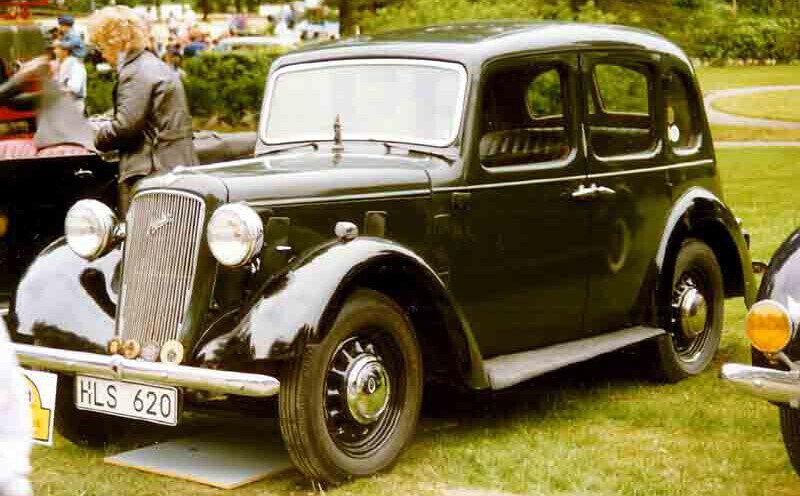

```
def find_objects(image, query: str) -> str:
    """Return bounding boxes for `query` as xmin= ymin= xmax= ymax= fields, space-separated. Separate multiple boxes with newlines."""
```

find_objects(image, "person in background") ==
xmin=0 ymin=57 xmax=48 ymax=109
xmin=53 ymin=40 xmax=87 ymax=114
xmin=56 ymin=16 xmax=87 ymax=59
xmin=0 ymin=322 xmax=32 ymax=496
xmin=86 ymin=5 xmax=198 ymax=214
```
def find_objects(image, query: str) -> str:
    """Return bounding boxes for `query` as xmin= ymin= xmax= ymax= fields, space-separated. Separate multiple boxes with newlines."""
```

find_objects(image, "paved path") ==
xmin=715 ymin=140 xmax=800 ymax=148
xmin=704 ymin=85 xmax=800 ymax=129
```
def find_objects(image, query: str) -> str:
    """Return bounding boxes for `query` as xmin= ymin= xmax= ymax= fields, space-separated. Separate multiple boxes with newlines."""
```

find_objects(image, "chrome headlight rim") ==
xmin=64 ymin=199 xmax=119 ymax=260
xmin=207 ymin=203 xmax=264 ymax=268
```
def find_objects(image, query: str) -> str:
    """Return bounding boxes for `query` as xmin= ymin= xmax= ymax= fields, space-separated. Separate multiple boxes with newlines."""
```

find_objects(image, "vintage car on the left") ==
xmin=722 ymin=228 xmax=800 ymax=476
xmin=0 ymin=24 xmax=119 ymax=309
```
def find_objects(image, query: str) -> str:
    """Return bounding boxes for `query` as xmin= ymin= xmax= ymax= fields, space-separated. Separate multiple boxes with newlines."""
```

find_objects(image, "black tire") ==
xmin=54 ymin=374 xmax=129 ymax=448
xmin=780 ymin=406 xmax=800 ymax=476
xmin=653 ymin=238 xmax=724 ymax=382
xmin=279 ymin=289 xmax=423 ymax=485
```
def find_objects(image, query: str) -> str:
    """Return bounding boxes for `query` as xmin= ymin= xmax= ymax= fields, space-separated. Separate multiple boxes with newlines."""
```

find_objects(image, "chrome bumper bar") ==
xmin=720 ymin=363 xmax=800 ymax=404
xmin=14 ymin=343 xmax=280 ymax=397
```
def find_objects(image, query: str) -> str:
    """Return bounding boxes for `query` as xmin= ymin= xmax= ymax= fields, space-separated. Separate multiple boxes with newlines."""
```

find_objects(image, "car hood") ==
xmin=156 ymin=151 xmax=439 ymax=205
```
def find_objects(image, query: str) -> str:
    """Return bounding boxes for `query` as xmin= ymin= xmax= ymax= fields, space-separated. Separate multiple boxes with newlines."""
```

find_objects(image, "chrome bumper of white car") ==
xmin=720 ymin=362 xmax=800 ymax=404
xmin=14 ymin=343 xmax=280 ymax=397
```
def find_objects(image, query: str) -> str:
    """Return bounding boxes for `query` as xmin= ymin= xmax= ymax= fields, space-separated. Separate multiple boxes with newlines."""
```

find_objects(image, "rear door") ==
xmin=580 ymin=51 xmax=672 ymax=333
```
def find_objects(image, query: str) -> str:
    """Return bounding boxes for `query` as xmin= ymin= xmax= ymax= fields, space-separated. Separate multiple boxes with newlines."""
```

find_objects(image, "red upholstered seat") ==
xmin=0 ymin=139 xmax=91 ymax=160
xmin=36 ymin=145 xmax=91 ymax=157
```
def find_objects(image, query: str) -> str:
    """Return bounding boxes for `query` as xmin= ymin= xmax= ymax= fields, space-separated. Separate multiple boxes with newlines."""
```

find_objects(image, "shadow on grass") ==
xmin=419 ymin=342 xmax=661 ymax=433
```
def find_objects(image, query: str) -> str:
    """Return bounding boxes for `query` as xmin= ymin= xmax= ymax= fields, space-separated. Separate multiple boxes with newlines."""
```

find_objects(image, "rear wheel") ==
xmin=279 ymin=289 xmax=423 ymax=485
xmin=653 ymin=238 xmax=724 ymax=382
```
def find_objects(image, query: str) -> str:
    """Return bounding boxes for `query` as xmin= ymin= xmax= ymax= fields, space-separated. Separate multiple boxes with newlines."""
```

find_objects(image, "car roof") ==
xmin=274 ymin=21 xmax=690 ymax=71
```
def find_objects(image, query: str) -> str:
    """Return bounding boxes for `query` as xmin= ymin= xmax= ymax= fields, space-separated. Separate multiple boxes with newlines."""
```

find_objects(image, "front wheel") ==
xmin=653 ymin=238 xmax=724 ymax=382
xmin=279 ymin=289 xmax=423 ymax=485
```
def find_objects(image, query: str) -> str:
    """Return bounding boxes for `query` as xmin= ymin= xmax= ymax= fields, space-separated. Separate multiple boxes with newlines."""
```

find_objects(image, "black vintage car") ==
xmin=11 ymin=22 xmax=755 ymax=484
xmin=722 ymin=231 xmax=800 ymax=475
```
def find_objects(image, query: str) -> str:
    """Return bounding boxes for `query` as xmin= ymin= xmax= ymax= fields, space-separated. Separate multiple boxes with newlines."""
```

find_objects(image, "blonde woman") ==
xmin=87 ymin=6 xmax=197 ymax=213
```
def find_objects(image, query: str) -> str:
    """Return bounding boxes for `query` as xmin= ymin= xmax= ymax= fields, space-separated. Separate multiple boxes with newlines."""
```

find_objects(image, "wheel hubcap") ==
xmin=677 ymin=286 xmax=707 ymax=339
xmin=345 ymin=355 xmax=390 ymax=425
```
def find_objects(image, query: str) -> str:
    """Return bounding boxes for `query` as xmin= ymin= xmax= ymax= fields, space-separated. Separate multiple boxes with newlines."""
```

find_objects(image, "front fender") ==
xmin=9 ymin=238 xmax=120 ymax=353
xmin=751 ymin=227 xmax=800 ymax=366
xmin=196 ymin=237 xmax=488 ymax=388
xmin=656 ymin=187 xmax=756 ymax=307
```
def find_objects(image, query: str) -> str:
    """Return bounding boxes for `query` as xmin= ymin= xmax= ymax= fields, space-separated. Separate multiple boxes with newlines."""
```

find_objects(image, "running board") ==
xmin=483 ymin=326 xmax=666 ymax=390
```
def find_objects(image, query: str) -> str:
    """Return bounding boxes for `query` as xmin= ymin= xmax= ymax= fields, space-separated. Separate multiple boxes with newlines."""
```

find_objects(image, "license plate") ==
xmin=75 ymin=375 xmax=180 ymax=426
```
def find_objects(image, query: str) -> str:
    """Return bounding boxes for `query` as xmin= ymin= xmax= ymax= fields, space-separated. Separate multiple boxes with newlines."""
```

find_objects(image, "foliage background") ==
xmin=85 ymin=49 xmax=283 ymax=124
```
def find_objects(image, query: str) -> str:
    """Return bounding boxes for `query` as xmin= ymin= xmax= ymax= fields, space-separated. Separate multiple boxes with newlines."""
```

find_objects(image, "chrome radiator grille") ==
xmin=117 ymin=191 xmax=206 ymax=345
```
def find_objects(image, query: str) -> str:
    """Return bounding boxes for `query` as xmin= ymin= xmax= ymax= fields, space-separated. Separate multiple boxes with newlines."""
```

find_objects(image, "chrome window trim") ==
xmin=259 ymin=58 xmax=469 ymax=148
xmin=116 ymin=189 xmax=207 ymax=343
xmin=434 ymin=159 xmax=712 ymax=192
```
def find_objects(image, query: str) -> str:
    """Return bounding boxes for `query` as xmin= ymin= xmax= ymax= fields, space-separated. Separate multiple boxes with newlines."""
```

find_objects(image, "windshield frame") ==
xmin=259 ymin=58 xmax=469 ymax=148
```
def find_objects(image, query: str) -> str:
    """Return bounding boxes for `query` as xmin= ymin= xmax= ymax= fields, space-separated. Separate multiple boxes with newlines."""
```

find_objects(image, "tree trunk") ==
xmin=339 ymin=0 xmax=355 ymax=37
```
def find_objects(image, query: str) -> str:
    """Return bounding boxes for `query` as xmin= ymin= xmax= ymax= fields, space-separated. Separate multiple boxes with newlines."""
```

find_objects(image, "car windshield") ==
xmin=262 ymin=59 xmax=467 ymax=147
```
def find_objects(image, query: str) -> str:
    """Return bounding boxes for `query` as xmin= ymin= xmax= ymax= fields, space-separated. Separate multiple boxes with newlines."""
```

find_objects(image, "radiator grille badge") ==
xmin=147 ymin=213 xmax=173 ymax=237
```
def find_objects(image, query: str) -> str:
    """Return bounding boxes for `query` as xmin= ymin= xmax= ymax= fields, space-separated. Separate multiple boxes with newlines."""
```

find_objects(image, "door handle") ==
xmin=570 ymin=183 xmax=616 ymax=200
xmin=74 ymin=168 xmax=94 ymax=178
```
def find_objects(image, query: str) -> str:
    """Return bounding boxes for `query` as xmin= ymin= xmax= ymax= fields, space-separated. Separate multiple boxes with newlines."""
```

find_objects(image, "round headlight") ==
xmin=207 ymin=204 xmax=264 ymax=267
xmin=65 ymin=200 xmax=119 ymax=260
xmin=746 ymin=300 xmax=795 ymax=353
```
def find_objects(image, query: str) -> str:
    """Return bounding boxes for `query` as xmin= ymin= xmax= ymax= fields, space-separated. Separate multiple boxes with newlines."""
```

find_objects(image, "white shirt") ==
xmin=57 ymin=55 xmax=87 ymax=113
xmin=0 ymin=322 xmax=32 ymax=496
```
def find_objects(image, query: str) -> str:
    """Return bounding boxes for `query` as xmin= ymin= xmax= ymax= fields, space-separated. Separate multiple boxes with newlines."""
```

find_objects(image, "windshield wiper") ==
xmin=265 ymin=142 xmax=319 ymax=155
xmin=381 ymin=142 xmax=457 ymax=164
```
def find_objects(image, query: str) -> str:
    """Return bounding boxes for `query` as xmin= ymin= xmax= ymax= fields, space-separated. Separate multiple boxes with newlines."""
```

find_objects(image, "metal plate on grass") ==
xmin=104 ymin=426 xmax=292 ymax=489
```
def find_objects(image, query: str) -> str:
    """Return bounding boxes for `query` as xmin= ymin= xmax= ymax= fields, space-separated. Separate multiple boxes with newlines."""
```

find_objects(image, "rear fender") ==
xmin=656 ymin=187 xmax=756 ymax=308
xmin=195 ymin=237 xmax=489 ymax=389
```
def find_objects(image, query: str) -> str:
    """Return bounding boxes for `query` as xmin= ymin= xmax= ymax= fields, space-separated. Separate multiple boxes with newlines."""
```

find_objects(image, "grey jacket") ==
xmin=95 ymin=50 xmax=197 ymax=182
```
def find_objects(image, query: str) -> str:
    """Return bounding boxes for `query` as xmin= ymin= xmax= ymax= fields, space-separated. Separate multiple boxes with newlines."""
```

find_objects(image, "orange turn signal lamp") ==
xmin=746 ymin=300 xmax=794 ymax=354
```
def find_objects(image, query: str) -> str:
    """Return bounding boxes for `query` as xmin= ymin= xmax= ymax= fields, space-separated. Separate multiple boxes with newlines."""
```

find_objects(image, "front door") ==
xmin=447 ymin=53 xmax=591 ymax=358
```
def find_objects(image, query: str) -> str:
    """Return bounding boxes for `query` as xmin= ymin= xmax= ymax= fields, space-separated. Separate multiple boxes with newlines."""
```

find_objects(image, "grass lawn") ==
xmin=28 ymin=147 xmax=800 ymax=495
xmin=712 ymin=91 xmax=800 ymax=123
xmin=696 ymin=65 xmax=800 ymax=94
xmin=695 ymin=65 xmax=800 ymax=141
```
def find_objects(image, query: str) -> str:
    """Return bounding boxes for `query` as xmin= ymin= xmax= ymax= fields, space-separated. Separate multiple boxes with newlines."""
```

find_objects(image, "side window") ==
xmin=587 ymin=62 xmax=655 ymax=158
xmin=480 ymin=64 xmax=570 ymax=168
xmin=665 ymin=69 xmax=700 ymax=151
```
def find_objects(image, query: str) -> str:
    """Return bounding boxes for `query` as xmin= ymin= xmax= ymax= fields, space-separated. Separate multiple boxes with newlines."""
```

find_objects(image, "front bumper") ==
xmin=14 ymin=343 xmax=280 ymax=397
xmin=720 ymin=362 xmax=800 ymax=404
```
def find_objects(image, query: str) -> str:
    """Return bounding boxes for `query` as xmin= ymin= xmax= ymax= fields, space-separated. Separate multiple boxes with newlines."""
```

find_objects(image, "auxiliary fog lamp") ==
xmin=65 ymin=200 xmax=121 ymax=260
xmin=746 ymin=299 xmax=795 ymax=354
xmin=207 ymin=203 xmax=264 ymax=267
